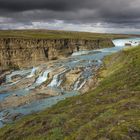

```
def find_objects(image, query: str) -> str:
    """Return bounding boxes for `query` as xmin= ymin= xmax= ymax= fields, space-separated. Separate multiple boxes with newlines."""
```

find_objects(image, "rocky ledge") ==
xmin=0 ymin=38 xmax=114 ymax=69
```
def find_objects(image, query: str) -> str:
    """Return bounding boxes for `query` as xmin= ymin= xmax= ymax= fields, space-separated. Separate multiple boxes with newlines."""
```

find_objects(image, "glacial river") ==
xmin=0 ymin=38 xmax=140 ymax=128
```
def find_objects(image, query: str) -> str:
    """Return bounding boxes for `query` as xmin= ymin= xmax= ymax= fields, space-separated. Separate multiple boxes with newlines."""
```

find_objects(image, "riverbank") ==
xmin=0 ymin=46 xmax=104 ymax=126
xmin=0 ymin=45 xmax=139 ymax=140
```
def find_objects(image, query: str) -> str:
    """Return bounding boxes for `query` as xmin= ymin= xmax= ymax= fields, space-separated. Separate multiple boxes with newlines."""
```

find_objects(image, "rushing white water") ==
xmin=72 ymin=50 xmax=90 ymax=56
xmin=36 ymin=69 xmax=52 ymax=84
xmin=48 ymin=69 xmax=67 ymax=87
xmin=48 ymin=75 xmax=59 ymax=87
xmin=98 ymin=60 xmax=102 ymax=64
xmin=6 ymin=69 xmax=31 ymax=83
xmin=26 ymin=68 xmax=52 ymax=90
xmin=27 ymin=67 xmax=38 ymax=78
xmin=113 ymin=38 xmax=140 ymax=47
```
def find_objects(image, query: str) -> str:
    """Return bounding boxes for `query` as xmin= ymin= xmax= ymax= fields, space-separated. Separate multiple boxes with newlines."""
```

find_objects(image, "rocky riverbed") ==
xmin=0 ymin=38 xmax=140 ymax=128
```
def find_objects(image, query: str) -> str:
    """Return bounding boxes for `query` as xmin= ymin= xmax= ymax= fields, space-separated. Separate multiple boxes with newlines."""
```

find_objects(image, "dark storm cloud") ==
xmin=0 ymin=0 xmax=95 ymax=12
xmin=0 ymin=0 xmax=140 ymax=31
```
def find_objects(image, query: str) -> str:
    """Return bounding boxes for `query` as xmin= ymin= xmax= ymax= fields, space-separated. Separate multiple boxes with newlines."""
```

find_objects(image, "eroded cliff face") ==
xmin=0 ymin=38 xmax=114 ymax=69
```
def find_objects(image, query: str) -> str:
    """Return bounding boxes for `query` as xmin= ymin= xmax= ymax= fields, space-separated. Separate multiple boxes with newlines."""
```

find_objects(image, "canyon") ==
xmin=0 ymin=36 xmax=115 ymax=127
xmin=0 ymin=33 xmax=139 ymax=130
xmin=0 ymin=38 xmax=114 ymax=69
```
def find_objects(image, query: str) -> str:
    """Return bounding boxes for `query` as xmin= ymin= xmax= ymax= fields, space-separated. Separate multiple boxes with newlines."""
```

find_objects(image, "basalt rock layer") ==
xmin=0 ymin=38 xmax=114 ymax=69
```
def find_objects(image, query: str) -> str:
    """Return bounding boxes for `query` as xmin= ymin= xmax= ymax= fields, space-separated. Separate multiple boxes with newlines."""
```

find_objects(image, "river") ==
xmin=0 ymin=38 xmax=140 ymax=128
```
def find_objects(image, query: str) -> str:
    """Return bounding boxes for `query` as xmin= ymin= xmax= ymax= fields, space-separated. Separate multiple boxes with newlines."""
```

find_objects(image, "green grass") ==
xmin=0 ymin=29 xmax=137 ymax=39
xmin=0 ymin=46 xmax=140 ymax=140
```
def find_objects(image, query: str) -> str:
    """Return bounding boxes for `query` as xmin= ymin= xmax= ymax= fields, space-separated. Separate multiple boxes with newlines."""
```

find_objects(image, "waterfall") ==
xmin=26 ymin=68 xmax=52 ymax=90
xmin=1 ymin=37 xmax=140 ymax=128
xmin=48 ymin=74 xmax=59 ymax=87
xmin=27 ymin=67 xmax=38 ymax=78
xmin=113 ymin=38 xmax=140 ymax=47
xmin=36 ymin=69 xmax=52 ymax=84
xmin=48 ymin=69 xmax=67 ymax=87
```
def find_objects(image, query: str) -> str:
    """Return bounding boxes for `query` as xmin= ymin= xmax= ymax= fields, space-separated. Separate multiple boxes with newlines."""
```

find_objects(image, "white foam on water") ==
xmin=98 ymin=60 xmax=102 ymax=64
xmin=48 ymin=75 xmax=59 ymax=87
xmin=72 ymin=50 xmax=90 ymax=56
xmin=27 ymin=67 xmax=38 ymax=78
xmin=6 ymin=69 xmax=31 ymax=83
xmin=48 ymin=69 xmax=67 ymax=87
xmin=36 ymin=69 xmax=52 ymax=84
xmin=25 ymin=68 xmax=52 ymax=90
xmin=113 ymin=38 xmax=140 ymax=47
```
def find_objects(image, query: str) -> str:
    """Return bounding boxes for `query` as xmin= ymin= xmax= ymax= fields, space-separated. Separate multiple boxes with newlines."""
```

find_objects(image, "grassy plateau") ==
xmin=0 ymin=44 xmax=139 ymax=139
xmin=0 ymin=29 xmax=138 ymax=39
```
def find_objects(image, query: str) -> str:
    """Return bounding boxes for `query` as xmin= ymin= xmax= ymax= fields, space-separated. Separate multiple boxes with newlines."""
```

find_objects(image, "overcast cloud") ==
xmin=0 ymin=0 xmax=140 ymax=33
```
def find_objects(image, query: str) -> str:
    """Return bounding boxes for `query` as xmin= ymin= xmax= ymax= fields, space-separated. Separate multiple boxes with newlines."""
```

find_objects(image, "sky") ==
xmin=0 ymin=0 xmax=140 ymax=34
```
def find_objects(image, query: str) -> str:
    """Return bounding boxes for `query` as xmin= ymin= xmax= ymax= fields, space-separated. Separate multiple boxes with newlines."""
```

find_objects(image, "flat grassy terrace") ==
xmin=0 ymin=29 xmax=138 ymax=39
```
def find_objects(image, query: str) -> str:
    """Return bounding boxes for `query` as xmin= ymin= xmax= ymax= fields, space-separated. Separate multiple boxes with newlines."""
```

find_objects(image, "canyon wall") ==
xmin=0 ymin=38 xmax=114 ymax=69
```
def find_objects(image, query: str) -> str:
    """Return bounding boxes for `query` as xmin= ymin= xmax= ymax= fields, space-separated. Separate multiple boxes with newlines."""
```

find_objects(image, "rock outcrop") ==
xmin=0 ymin=38 xmax=114 ymax=69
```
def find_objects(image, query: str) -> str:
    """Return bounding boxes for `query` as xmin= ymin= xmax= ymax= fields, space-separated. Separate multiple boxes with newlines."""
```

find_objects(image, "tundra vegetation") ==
xmin=0 ymin=45 xmax=139 ymax=140
xmin=0 ymin=30 xmax=136 ymax=39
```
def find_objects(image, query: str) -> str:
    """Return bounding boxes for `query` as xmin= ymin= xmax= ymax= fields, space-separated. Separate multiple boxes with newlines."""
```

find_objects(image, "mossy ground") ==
xmin=0 ymin=46 xmax=140 ymax=140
